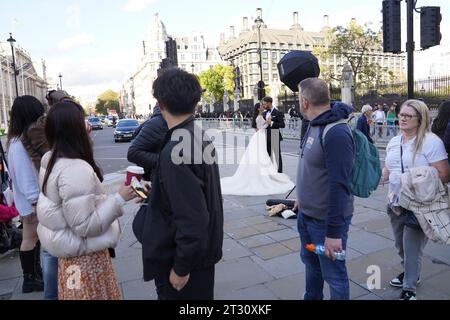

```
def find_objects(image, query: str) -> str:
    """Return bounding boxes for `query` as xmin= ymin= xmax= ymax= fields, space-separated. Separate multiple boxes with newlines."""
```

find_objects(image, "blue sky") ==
xmin=1 ymin=0 xmax=449 ymax=103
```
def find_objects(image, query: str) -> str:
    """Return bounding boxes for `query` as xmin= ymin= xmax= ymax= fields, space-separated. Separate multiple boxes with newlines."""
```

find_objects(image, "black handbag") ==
xmin=403 ymin=208 xmax=422 ymax=230
xmin=132 ymin=203 xmax=148 ymax=244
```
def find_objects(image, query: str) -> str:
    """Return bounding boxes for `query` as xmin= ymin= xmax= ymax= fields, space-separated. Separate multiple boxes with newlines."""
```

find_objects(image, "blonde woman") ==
xmin=382 ymin=99 xmax=450 ymax=300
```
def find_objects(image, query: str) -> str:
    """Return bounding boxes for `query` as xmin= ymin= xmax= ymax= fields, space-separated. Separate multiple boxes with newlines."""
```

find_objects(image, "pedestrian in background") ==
xmin=431 ymin=101 xmax=450 ymax=163
xmin=383 ymin=99 xmax=450 ymax=300
xmin=139 ymin=68 xmax=223 ymax=300
xmin=128 ymin=103 xmax=168 ymax=182
xmin=356 ymin=105 xmax=374 ymax=143
xmin=373 ymin=105 xmax=386 ymax=138
xmin=36 ymin=100 xmax=137 ymax=300
xmin=7 ymin=96 xmax=45 ymax=294
xmin=386 ymin=105 xmax=398 ymax=137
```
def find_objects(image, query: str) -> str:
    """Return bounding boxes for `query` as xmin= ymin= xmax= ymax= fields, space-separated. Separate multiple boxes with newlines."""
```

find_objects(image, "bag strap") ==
xmin=320 ymin=119 xmax=350 ymax=148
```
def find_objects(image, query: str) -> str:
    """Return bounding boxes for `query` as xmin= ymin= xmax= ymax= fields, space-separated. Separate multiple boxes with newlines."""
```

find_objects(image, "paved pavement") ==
xmin=1 ymin=138 xmax=450 ymax=300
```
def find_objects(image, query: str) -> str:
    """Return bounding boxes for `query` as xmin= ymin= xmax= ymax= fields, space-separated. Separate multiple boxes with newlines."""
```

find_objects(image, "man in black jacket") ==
xmin=140 ymin=68 xmax=223 ymax=300
xmin=127 ymin=105 xmax=168 ymax=181
xmin=262 ymin=96 xmax=285 ymax=173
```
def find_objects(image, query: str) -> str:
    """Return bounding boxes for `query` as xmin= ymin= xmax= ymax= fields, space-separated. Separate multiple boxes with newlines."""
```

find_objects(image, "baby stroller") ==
xmin=0 ymin=140 xmax=22 ymax=255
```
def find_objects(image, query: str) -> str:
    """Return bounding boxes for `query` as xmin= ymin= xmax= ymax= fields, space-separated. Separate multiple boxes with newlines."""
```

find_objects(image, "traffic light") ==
xmin=421 ymin=6 xmax=442 ymax=50
xmin=382 ymin=0 xmax=402 ymax=53
xmin=165 ymin=37 xmax=178 ymax=67
xmin=257 ymin=81 xmax=266 ymax=101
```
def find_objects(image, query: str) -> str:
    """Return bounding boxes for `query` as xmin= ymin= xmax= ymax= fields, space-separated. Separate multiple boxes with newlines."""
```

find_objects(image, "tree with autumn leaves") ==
xmin=314 ymin=21 xmax=399 ymax=91
xmin=198 ymin=65 xmax=235 ymax=103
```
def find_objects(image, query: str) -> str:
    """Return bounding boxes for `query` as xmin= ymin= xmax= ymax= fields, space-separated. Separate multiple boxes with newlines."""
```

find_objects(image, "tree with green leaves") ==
xmin=198 ymin=65 xmax=235 ymax=103
xmin=314 ymin=21 xmax=395 ymax=91
xmin=95 ymin=89 xmax=119 ymax=115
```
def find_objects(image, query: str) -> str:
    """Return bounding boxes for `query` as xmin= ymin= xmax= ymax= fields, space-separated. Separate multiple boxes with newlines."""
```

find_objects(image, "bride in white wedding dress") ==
xmin=221 ymin=104 xmax=295 ymax=196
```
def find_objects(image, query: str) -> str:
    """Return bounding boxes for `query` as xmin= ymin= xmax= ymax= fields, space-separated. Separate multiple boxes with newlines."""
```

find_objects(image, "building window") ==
xmin=181 ymin=54 xmax=185 ymax=60
xmin=181 ymin=64 xmax=186 ymax=70
xmin=263 ymin=63 xmax=269 ymax=70
xmin=194 ymin=37 xmax=197 ymax=42
xmin=272 ymin=52 xmax=277 ymax=59
xmin=262 ymin=51 xmax=268 ymax=59
xmin=264 ymin=74 xmax=269 ymax=81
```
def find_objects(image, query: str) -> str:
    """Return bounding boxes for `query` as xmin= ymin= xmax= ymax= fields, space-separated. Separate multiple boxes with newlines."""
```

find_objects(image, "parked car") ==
xmin=114 ymin=119 xmax=140 ymax=142
xmin=87 ymin=117 xmax=103 ymax=130
xmin=98 ymin=115 xmax=107 ymax=124
xmin=105 ymin=115 xmax=114 ymax=127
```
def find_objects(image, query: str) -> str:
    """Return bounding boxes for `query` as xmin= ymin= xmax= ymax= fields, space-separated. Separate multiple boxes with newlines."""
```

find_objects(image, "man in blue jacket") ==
xmin=294 ymin=78 xmax=355 ymax=300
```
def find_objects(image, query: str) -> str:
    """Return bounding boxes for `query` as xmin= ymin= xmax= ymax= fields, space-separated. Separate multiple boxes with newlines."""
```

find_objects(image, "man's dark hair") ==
xmin=262 ymin=96 xmax=273 ymax=104
xmin=45 ymin=90 xmax=72 ymax=106
xmin=152 ymin=68 xmax=202 ymax=116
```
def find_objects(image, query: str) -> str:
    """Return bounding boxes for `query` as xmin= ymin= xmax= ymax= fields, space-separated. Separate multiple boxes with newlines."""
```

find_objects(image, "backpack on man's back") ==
xmin=321 ymin=119 xmax=382 ymax=198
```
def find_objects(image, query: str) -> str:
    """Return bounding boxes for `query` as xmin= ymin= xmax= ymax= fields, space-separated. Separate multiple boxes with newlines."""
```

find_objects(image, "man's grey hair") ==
xmin=298 ymin=78 xmax=330 ymax=107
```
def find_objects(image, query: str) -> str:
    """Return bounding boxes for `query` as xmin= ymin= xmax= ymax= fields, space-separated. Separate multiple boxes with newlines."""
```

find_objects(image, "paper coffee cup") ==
xmin=126 ymin=166 xmax=144 ymax=186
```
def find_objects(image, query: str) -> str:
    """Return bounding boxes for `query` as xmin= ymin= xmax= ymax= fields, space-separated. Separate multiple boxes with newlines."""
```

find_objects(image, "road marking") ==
xmin=96 ymin=158 xmax=128 ymax=160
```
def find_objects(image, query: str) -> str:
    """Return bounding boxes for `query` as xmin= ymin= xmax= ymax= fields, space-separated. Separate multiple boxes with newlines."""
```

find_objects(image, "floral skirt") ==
xmin=58 ymin=249 xmax=121 ymax=300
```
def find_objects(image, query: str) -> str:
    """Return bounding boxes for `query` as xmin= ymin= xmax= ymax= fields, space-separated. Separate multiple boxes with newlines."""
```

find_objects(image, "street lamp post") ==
xmin=255 ymin=9 xmax=265 ymax=100
xmin=59 ymin=73 xmax=63 ymax=90
xmin=7 ymin=33 xmax=19 ymax=97
xmin=191 ymin=64 xmax=195 ymax=74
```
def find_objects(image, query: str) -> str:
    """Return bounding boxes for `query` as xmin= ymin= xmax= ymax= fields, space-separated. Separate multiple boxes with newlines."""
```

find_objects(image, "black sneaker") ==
xmin=389 ymin=272 xmax=421 ymax=288
xmin=400 ymin=290 xmax=417 ymax=300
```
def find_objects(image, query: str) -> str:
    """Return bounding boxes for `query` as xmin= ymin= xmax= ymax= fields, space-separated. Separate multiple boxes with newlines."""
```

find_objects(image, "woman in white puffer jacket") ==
xmin=37 ymin=100 xmax=136 ymax=300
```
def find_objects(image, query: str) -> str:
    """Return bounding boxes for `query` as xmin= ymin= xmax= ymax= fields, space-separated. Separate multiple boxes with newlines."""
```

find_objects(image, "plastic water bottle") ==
xmin=306 ymin=244 xmax=346 ymax=261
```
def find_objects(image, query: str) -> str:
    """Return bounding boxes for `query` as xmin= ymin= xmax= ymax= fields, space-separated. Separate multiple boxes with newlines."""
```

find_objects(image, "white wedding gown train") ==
xmin=221 ymin=115 xmax=295 ymax=196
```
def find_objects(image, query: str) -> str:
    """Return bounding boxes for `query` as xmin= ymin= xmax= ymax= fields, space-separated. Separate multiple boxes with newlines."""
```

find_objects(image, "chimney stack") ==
xmin=323 ymin=15 xmax=330 ymax=30
xmin=256 ymin=8 xmax=262 ymax=20
xmin=243 ymin=17 xmax=249 ymax=31
xmin=291 ymin=11 xmax=302 ymax=30
xmin=230 ymin=26 xmax=235 ymax=38
xmin=293 ymin=12 xmax=299 ymax=25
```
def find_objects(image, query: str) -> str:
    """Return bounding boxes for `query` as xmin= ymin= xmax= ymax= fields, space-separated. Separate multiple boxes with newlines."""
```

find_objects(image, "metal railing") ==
xmin=195 ymin=117 xmax=406 ymax=148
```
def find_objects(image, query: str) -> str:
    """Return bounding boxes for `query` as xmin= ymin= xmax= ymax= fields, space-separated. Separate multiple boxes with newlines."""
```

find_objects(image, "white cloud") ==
xmin=122 ymin=0 xmax=156 ymax=12
xmin=46 ymin=49 xmax=141 ymax=104
xmin=57 ymin=33 xmax=95 ymax=51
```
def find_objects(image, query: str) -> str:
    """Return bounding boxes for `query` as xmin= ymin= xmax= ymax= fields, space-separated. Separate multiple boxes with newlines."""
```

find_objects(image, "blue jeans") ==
xmin=41 ymin=250 xmax=58 ymax=300
xmin=297 ymin=213 xmax=352 ymax=300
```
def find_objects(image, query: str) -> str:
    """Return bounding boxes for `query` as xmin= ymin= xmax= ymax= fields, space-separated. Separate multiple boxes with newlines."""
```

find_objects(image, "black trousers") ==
xmin=154 ymin=266 xmax=215 ymax=300
xmin=266 ymin=130 xmax=283 ymax=173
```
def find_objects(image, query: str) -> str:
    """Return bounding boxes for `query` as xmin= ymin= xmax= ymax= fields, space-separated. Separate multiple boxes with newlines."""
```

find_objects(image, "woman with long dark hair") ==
xmin=36 ymin=100 xmax=136 ymax=300
xmin=7 ymin=95 xmax=45 ymax=293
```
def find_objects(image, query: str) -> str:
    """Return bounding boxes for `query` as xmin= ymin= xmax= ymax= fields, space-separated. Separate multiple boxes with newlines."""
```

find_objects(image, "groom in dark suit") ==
xmin=262 ymin=96 xmax=285 ymax=173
